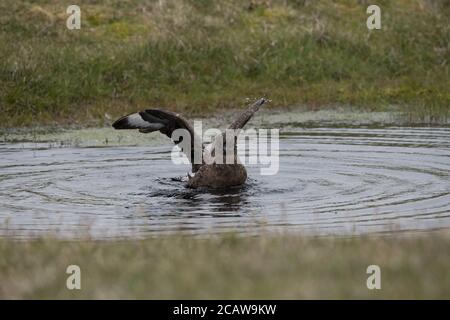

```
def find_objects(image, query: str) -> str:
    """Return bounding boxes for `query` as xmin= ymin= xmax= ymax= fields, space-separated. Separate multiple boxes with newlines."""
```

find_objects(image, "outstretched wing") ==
xmin=207 ymin=98 xmax=267 ymax=164
xmin=112 ymin=109 xmax=202 ymax=172
xmin=227 ymin=98 xmax=267 ymax=130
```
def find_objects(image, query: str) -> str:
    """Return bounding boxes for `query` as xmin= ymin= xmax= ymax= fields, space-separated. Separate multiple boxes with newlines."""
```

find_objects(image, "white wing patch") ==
xmin=127 ymin=113 xmax=164 ymax=130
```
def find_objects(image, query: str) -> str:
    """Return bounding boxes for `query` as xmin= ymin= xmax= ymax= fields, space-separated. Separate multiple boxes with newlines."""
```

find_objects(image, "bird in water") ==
xmin=112 ymin=98 xmax=267 ymax=188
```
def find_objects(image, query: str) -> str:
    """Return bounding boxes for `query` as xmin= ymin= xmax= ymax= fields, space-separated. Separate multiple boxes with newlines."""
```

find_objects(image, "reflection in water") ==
xmin=146 ymin=178 xmax=250 ymax=215
xmin=0 ymin=125 xmax=450 ymax=239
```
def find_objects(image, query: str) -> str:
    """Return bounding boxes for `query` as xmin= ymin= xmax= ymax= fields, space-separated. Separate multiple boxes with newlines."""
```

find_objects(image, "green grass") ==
xmin=0 ymin=0 xmax=449 ymax=127
xmin=1 ymin=233 xmax=450 ymax=299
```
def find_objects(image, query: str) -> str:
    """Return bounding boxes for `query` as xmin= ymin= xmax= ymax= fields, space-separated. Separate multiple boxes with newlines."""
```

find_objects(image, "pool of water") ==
xmin=1 ymin=114 xmax=449 ymax=239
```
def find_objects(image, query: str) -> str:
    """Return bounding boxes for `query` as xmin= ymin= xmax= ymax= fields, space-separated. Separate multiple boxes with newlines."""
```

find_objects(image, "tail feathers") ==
xmin=112 ymin=112 xmax=165 ymax=132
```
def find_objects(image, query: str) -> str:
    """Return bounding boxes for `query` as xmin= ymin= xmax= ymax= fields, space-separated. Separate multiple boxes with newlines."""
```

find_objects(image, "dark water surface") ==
xmin=1 ymin=123 xmax=449 ymax=239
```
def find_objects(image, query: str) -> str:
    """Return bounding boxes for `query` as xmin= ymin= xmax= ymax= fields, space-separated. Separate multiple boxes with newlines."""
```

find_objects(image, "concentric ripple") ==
xmin=0 ymin=125 xmax=449 ymax=239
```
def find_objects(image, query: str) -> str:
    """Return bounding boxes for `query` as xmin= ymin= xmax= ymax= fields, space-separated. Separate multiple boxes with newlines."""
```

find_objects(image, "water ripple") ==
xmin=0 ymin=125 xmax=449 ymax=239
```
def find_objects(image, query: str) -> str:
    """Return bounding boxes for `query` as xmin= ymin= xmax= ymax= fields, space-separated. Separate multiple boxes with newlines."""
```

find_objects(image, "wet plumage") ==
xmin=112 ymin=98 xmax=266 ymax=188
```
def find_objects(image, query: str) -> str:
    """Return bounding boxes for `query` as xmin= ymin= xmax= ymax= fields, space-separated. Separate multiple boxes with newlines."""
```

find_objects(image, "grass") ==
xmin=0 ymin=0 xmax=449 ymax=127
xmin=1 ymin=232 xmax=450 ymax=299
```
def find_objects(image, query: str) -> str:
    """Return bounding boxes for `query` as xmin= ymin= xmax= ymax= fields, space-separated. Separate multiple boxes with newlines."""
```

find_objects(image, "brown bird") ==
xmin=112 ymin=98 xmax=267 ymax=188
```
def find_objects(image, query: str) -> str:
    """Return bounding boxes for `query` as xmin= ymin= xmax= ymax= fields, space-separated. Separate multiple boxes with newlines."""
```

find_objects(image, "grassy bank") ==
xmin=0 ymin=0 xmax=449 ymax=127
xmin=1 ymin=233 xmax=450 ymax=299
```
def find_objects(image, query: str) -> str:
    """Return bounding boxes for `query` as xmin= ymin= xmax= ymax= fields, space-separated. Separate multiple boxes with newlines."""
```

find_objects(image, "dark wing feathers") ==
xmin=112 ymin=98 xmax=266 ymax=171
xmin=144 ymin=109 xmax=193 ymax=140
xmin=138 ymin=111 xmax=168 ymax=125
xmin=112 ymin=109 xmax=192 ymax=139
xmin=227 ymin=98 xmax=266 ymax=130
xmin=112 ymin=112 xmax=164 ymax=132
xmin=112 ymin=109 xmax=202 ymax=171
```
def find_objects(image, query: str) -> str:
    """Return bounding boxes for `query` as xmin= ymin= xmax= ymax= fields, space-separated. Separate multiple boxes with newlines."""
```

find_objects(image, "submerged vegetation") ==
xmin=1 ymin=232 xmax=450 ymax=299
xmin=0 ymin=0 xmax=449 ymax=127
